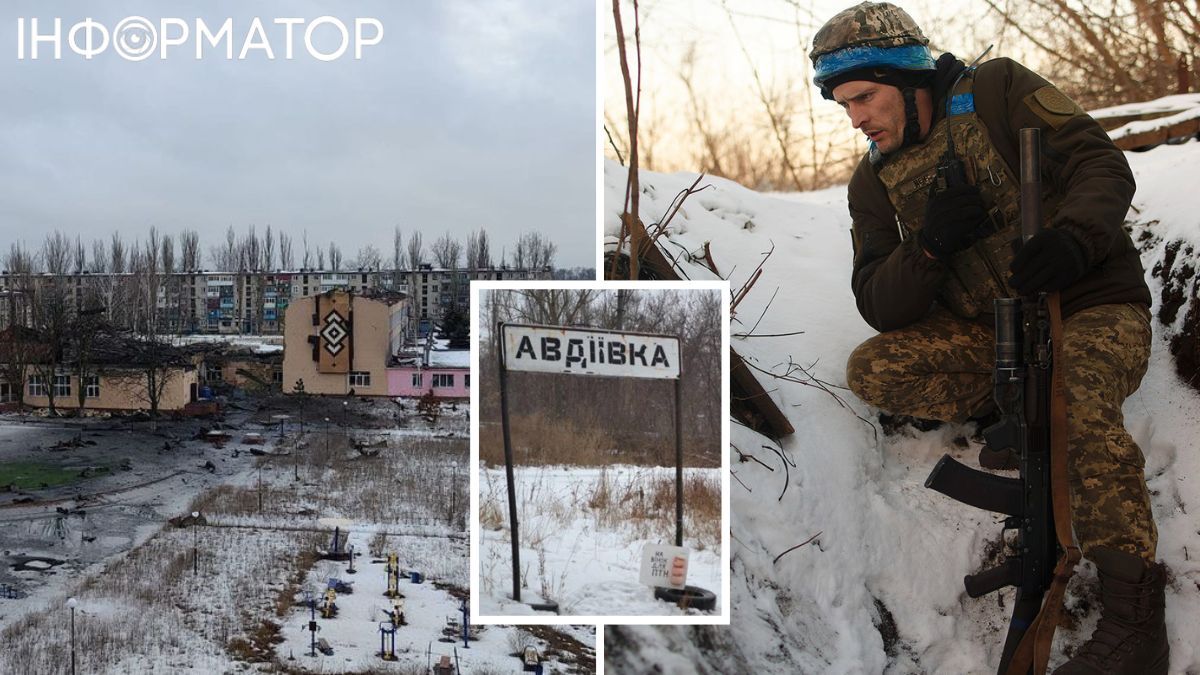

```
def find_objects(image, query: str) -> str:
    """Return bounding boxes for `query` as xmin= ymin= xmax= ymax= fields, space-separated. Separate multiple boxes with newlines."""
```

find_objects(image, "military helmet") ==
xmin=810 ymin=2 xmax=935 ymax=97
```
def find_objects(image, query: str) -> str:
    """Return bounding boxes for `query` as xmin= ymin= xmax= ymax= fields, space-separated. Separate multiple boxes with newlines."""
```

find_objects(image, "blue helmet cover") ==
xmin=814 ymin=43 xmax=935 ymax=85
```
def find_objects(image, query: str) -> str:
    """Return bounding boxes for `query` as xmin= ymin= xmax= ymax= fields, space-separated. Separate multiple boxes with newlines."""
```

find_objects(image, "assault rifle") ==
xmin=925 ymin=128 xmax=1069 ymax=674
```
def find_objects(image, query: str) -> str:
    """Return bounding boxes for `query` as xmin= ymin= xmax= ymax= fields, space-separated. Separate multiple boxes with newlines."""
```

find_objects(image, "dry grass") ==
xmin=0 ymin=526 xmax=320 ymax=673
xmin=587 ymin=470 xmax=722 ymax=551
xmin=480 ymin=411 xmax=617 ymax=467
xmin=480 ymin=409 xmax=720 ymax=468
xmin=481 ymin=466 xmax=723 ymax=556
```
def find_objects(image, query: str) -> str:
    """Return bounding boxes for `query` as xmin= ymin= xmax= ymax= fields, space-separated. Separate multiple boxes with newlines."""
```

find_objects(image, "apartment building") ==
xmin=0 ymin=265 xmax=549 ymax=336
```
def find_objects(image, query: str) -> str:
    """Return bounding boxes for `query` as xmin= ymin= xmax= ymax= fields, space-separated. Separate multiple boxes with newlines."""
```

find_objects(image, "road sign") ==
xmin=497 ymin=322 xmax=687 ymax=609
xmin=501 ymin=324 xmax=680 ymax=379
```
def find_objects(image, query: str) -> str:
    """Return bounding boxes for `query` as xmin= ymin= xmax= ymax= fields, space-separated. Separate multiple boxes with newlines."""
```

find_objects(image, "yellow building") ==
xmin=0 ymin=327 xmax=200 ymax=414
xmin=282 ymin=290 xmax=409 ymax=397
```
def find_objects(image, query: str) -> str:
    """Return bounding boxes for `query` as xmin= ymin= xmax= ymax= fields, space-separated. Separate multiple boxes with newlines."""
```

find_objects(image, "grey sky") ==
xmin=1 ymin=0 xmax=596 ymax=268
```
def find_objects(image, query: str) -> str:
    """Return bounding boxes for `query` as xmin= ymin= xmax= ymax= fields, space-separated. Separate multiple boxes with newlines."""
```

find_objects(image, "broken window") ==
xmin=348 ymin=371 xmax=371 ymax=387
xmin=411 ymin=372 xmax=423 ymax=388
xmin=433 ymin=373 xmax=454 ymax=388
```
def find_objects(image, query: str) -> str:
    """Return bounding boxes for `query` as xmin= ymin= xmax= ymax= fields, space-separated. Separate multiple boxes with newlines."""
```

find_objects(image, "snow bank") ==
xmin=603 ymin=149 xmax=1200 ymax=673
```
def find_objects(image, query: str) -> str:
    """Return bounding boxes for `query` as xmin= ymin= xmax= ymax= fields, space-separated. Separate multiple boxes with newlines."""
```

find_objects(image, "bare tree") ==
xmin=180 ymin=229 xmax=200 ymax=271
xmin=433 ymin=233 xmax=462 ymax=269
xmin=262 ymin=225 xmax=276 ymax=271
xmin=302 ymin=230 xmax=312 ymax=269
xmin=1 ymin=244 xmax=36 ymax=411
xmin=72 ymin=236 xmax=86 ymax=274
xmin=356 ymin=244 xmax=382 ymax=270
xmin=223 ymin=226 xmax=238 ymax=271
xmin=89 ymin=239 xmax=107 ymax=273
xmin=475 ymin=228 xmax=493 ymax=269
xmin=406 ymin=232 xmax=424 ymax=269
xmin=392 ymin=226 xmax=404 ymax=270
xmin=328 ymin=242 xmax=343 ymax=271
xmin=239 ymin=226 xmax=261 ymax=272
xmin=69 ymin=304 xmax=106 ymax=419
xmin=315 ymin=245 xmax=326 ymax=270
xmin=110 ymin=233 xmax=126 ymax=273
xmin=29 ymin=233 xmax=74 ymax=415
xmin=279 ymin=232 xmax=294 ymax=270
xmin=104 ymin=334 xmax=188 ymax=427
xmin=513 ymin=231 xmax=556 ymax=270
xmin=982 ymin=0 xmax=1198 ymax=107
xmin=465 ymin=231 xmax=480 ymax=270
xmin=160 ymin=234 xmax=175 ymax=275
xmin=159 ymin=234 xmax=176 ymax=333
xmin=42 ymin=231 xmax=71 ymax=275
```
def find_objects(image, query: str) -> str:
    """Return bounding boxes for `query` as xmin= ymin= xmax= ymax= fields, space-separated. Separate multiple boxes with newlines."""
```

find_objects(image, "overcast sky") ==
xmin=1 ymin=0 xmax=596 ymax=268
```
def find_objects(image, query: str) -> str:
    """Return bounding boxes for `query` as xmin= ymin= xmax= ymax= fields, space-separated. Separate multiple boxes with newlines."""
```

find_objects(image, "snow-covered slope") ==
xmin=602 ymin=147 xmax=1200 ymax=673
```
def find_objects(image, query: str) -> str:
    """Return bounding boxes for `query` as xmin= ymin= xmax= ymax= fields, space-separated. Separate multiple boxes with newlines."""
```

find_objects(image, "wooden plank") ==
xmin=1114 ymin=117 xmax=1200 ymax=151
xmin=731 ymin=348 xmax=795 ymax=438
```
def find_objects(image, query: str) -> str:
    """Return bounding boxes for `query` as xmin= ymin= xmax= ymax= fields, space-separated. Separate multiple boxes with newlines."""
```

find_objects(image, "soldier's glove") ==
xmin=1009 ymin=228 xmax=1089 ymax=294
xmin=918 ymin=184 xmax=991 ymax=260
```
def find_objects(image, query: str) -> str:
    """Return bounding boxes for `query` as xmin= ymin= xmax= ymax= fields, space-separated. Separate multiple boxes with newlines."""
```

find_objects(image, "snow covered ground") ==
xmin=0 ymin=398 xmax=595 ymax=673
xmin=602 ymin=139 xmax=1200 ymax=673
xmin=477 ymin=465 xmax=722 ymax=618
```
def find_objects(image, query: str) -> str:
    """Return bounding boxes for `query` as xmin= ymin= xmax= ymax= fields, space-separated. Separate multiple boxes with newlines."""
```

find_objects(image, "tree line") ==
xmin=3 ymin=224 xmax=558 ymax=276
xmin=606 ymin=0 xmax=1200 ymax=191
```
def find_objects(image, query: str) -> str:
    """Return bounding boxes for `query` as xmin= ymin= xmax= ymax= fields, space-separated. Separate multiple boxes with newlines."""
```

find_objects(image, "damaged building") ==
xmin=282 ymin=289 xmax=467 ymax=400
xmin=0 ymin=327 xmax=201 ymax=414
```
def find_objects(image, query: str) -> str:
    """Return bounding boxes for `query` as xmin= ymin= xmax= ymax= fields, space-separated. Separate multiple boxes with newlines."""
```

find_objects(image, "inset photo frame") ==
xmin=469 ymin=280 xmax=730 ymax=626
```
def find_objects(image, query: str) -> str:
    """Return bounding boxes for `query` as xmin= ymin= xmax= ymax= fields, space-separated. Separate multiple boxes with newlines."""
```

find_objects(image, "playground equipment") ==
xmin=322 ymin=526 xmax=351 ymax=561
xmin=391 ymin=597 xmax=406 ymax=626
xmin=321 ymin=587 xmax=337 ymax=619
xmin=378 ymin=621 xmax=398 ymax=661
xmin=522 ymin=646 xmax=543 ymax=673
xmin=385 ymin=552 xmax=401 ymax=598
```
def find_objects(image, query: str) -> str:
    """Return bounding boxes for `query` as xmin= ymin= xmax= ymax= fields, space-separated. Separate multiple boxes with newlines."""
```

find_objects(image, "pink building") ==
xmin=387 ymin=349 xmax=469 ymax=399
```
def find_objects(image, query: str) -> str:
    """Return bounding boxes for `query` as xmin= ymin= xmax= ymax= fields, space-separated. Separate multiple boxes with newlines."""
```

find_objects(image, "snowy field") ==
xmin=477 ymin=465 xmax=722 ymax=618
xmin=0 ymin=398 xmax=595 ymax=673
xmin=603 ymin=140 xmax=1200 ymax=673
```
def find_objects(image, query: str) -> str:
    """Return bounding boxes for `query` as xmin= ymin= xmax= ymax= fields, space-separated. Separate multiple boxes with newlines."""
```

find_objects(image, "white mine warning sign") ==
xmin=501 ymin=324 xmax=680 ymax=379
xmin=639 ymin=543 xmax=690 ymax=589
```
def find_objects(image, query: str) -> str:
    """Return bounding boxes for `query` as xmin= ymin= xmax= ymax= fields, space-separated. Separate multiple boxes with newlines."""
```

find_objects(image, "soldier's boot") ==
xmin=1053 ymin=547 xmax=1169 ymax=675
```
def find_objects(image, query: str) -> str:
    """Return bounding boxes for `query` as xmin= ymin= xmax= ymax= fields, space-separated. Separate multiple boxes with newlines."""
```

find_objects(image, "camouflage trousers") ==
xmin=846 ymin=302 xmax=1157 ymax=560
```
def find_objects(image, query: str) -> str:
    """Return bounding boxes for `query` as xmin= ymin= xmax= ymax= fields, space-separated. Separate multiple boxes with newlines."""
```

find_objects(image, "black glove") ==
xmin=918 ymin=184 xmax=991 ymax=260
xmin=1009 ymin=228 xmax=1089 ymax=294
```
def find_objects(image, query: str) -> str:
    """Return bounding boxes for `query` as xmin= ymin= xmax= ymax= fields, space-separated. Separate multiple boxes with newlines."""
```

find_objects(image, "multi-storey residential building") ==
xmin=0 ymin=265 xmax=551 ymax=336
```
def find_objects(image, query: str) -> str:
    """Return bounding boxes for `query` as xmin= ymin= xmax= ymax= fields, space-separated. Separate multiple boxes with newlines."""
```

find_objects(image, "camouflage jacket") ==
xmin=847 ymin=56 xmax=1152 ymax=331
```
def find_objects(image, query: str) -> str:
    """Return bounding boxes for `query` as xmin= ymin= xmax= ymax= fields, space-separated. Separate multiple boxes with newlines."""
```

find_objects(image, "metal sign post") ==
xmin=497 ymin=322 xmax=699 ymax=611
xmin=305 ymin=590 xmax=318 ymax=657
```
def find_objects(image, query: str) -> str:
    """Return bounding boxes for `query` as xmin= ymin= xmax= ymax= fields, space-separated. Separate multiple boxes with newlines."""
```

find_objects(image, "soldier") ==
xmin=811 ymin=3 xmax=1167 ymax=673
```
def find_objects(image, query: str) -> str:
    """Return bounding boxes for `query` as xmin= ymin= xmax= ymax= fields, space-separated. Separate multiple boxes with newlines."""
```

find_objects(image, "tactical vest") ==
xmin=874 ymin=73 xmax=1056 ymax=319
